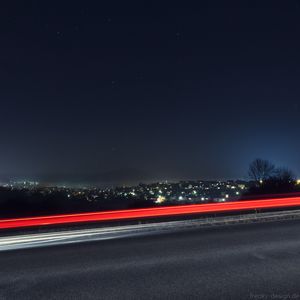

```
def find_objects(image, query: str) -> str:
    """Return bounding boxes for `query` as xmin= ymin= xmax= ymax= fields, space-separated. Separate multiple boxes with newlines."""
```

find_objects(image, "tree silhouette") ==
xmin=274 ymin=168 xmax=296 ymax=183
xmin=247 ymin=160 xmax=298 ymax=195
xmin=248 ymin=159 xmax=276 ymax=182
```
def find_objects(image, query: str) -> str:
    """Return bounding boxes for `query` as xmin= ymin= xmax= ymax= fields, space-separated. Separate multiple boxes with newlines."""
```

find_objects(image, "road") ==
xmin=1 ymin=219 xmax=300 ymax=300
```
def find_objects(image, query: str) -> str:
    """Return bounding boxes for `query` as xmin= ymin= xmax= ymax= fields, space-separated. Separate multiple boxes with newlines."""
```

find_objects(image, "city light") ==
xmin=155 ymin=196 xmax=166 ymax=204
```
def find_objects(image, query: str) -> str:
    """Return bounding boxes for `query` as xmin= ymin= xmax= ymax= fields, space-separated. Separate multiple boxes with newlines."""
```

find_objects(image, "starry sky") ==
xmin=1 ymin=1 xmax=300 ymax=186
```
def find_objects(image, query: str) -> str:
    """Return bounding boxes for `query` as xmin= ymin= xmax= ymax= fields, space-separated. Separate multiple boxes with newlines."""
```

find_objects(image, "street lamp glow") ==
xmin=155 ymin=196 xmax=166 ymax=204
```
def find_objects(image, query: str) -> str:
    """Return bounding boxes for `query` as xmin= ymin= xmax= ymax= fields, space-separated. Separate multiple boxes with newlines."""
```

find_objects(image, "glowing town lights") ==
xmin=225 ymin=194 xmax=229 ymax=199
xmin=297 ymin=179 xmax=300 ymax=185
xmin=155 ymin=196 xmax=166 ymax=204
xmin=193 ymin=190 xmax=197 ymax=195
xmin=178 ymin=196 xmax=184 ymax=200
xmin=236 ymin=191 xmax=240 ymax=195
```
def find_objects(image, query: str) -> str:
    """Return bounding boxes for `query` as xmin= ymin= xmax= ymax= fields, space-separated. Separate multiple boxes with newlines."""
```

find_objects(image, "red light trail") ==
xmin=1 ymin=196 xmax=300 ymax=229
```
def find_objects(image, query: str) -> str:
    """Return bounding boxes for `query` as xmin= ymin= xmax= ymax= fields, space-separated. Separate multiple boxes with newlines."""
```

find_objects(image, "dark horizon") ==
xmin=1 ymin=1 xmax=300 ymax=184
xmin=0 ymin=172 xmax=249 ymax=189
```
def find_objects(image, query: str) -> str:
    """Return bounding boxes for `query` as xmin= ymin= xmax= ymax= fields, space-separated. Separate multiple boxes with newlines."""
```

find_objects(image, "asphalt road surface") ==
xmin=1 ymin=219 xmax=300 ymax=300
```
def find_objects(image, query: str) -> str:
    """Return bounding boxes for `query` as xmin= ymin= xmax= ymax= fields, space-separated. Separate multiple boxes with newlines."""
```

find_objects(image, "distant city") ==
xmin=1 ymin=164 xmax=299 ymax=218
xmin=1 ymin=179 xmax=248 ymax=205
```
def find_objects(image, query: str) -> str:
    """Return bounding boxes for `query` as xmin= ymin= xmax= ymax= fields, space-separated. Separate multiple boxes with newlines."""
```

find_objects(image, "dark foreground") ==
xmin=1 ymin=219 xmax=300 ymax=300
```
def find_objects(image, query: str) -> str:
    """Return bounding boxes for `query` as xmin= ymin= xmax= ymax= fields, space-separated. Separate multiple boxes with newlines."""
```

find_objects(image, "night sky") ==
xmin=1 ymin=1 xmax=300 ymax=186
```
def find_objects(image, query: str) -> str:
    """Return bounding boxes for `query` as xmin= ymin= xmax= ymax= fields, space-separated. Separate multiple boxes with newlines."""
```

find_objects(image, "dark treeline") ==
xmin=246 ymin=159 xmax=300 ymax=195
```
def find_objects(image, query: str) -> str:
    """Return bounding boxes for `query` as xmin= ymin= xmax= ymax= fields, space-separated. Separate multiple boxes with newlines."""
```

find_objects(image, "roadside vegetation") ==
xmin=246 ymin=158 xmax=299 ymax=195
